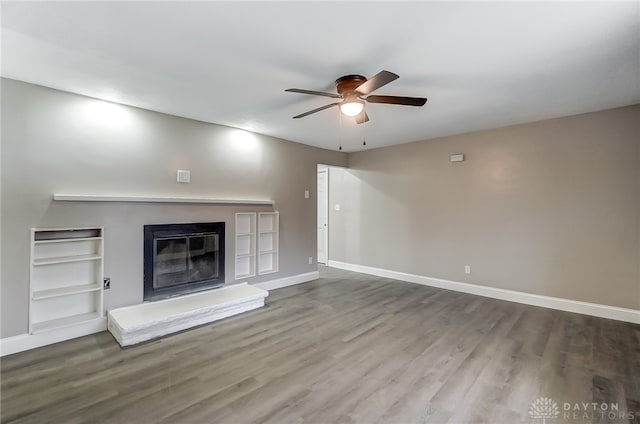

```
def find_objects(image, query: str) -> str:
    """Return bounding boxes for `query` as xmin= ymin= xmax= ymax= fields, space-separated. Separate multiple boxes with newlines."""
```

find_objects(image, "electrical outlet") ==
xmin=103 ymin=277 xmax=111 ymax=290
xmin=308 ymin=256 xmax=313 ymax=265
xmin=304 ymin=190 xmax=310 ymax=199
xmin=464 ymin=265 xmax=471 ymax=275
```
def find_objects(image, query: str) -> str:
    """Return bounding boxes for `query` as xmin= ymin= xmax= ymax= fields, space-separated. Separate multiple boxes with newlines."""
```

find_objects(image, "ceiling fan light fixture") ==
xmin=287 ymin=71 xmax=426 ymax=123
xmin=339 ymin=100 xmax=364 ymax=117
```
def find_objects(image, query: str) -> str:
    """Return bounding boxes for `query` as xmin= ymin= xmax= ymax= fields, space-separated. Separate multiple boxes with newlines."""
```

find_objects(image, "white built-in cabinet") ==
xmin=258 ymin=212 xmax=279 ymax=275
xmin=235 ymin=213 xmax=256 ymax=279
xmin=29 ymin=227 xmax=104 ymax=334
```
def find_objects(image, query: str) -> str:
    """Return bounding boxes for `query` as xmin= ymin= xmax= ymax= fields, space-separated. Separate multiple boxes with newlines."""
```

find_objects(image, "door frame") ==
xmin=317 ymin=167 xmax=329 ymax=264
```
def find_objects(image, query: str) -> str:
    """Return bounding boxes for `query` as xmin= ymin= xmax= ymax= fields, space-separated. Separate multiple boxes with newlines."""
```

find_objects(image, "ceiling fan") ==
xmin=285 ymin=70 xmax=427 ymax=124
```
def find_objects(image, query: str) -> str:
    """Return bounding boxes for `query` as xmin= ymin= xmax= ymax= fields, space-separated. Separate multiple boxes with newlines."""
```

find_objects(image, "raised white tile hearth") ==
xmin=107 ymin=283 xmax=268 ymax=347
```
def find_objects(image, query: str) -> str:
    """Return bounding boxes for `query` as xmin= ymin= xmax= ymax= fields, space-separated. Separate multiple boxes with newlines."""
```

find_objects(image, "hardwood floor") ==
xmin=2 ymin=266 xmax=639 ymax=423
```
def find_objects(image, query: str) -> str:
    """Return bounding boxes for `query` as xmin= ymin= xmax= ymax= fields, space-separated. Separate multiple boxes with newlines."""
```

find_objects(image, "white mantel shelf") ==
xmin=53 ymin=194 xmax=274 ymax=206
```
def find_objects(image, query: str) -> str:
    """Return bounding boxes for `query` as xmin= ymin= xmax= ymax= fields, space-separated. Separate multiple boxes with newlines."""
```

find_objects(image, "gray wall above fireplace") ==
xmin=0 ymin=79 xmax=347 ymax=338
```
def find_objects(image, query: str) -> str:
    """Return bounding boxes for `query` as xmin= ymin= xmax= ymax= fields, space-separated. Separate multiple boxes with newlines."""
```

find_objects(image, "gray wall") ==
xmin=1 ymin=79 xmax=347 ymax=338
xmin=3 ymin=78 xmax=638 ymax=339
xmin=329 ymin=106 xmax=640 ymax=310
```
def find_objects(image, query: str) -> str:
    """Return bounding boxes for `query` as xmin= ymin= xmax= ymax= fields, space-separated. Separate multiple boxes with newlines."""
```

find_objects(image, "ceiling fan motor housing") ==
xmin=335 ymin=75 xmax=367 ymax=95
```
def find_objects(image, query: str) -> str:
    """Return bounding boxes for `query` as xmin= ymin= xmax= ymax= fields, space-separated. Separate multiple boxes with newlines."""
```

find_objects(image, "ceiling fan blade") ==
xmin=365 ymin=95 xmax=427 ymax=106
xmin=285 ymin=88 xmax=341 ymax=98
xmin=292 ymin=102 xmax=340 ymax=119
xmin=354 ymin=110 xmax=369 ymax=124
xmin=355 ymin=70 xmax=399 ymax=95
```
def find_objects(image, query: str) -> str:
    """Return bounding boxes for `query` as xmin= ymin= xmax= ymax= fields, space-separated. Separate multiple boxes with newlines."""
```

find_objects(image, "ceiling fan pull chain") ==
xmin=362 ymin=118 xmax=367 ymax=147
xmin=338 ymin=104 xmax=344 ymax=151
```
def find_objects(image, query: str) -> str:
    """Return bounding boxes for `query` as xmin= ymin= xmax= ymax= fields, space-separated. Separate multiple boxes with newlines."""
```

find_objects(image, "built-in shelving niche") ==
xmin=258 ymin=212 xmax=279 ymax=275
xmin=30 ymin=228 xmax=104 ymax=334
xmin=235 ymin=213 xmax=256 ymax=279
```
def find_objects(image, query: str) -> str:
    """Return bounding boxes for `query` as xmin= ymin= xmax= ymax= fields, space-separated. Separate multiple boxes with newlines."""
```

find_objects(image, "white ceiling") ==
xmin=2 ymin=2 xmax=639 ymax=152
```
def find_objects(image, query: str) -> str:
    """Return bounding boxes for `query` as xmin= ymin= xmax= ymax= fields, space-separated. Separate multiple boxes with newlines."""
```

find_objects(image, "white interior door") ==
xmin=317 ymin=168 xmax=328 ymax=264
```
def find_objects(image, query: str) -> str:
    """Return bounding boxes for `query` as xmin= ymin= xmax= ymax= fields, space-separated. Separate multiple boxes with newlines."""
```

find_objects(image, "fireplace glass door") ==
xmin=153 ymin=233 xmax=219 ymax=289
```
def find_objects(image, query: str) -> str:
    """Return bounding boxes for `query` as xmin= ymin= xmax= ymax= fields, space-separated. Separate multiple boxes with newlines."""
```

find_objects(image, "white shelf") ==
xmin=34 ymin=237 xmax=102 ymax=245
xmin=236 ymin=234 xmax=255 ymax=257
xmin=31 ymin=312 xmax=102 ymax=334
xmin=33 ymin=254 xmax=102 ymax=266
xmin=30 ymin=227 xmax=104 ymax=334
xmin=32 ymin=283 xmax=101 ymax=300
xmin=258 ymin=253 xmax=278 ymax=276
xmin=54 ymin=194 xmax=273 ymax=205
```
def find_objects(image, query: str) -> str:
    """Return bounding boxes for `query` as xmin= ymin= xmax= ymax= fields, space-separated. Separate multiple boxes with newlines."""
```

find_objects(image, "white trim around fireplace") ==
xmin=0 ymin=270 xmax=321 ymax=357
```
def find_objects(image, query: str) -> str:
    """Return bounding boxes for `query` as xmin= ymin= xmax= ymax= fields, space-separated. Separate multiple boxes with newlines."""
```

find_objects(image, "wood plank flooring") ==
xmin=2 ymin=266 xmax=639 ymax=423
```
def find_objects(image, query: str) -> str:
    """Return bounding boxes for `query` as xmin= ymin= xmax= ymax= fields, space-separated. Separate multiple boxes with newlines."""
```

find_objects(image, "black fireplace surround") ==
xmin=143 ymin=222 xmax=225 ymax=301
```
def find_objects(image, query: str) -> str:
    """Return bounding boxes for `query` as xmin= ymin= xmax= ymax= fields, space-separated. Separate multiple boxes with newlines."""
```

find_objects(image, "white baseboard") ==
xmin=328 ymin=260 xmax=640 ymax=324
xmin=254 ymin=271 xmax=319 ymax=291
xmin=0 ymin=317 xmax=107 ymax=357
xmin=1 ymin=271 xmax=320 ymax=356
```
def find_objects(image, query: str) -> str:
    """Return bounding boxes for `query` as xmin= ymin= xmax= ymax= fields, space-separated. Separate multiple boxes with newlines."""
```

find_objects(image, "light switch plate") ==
xmin=177 ymin=169 xmax=191 ymax=183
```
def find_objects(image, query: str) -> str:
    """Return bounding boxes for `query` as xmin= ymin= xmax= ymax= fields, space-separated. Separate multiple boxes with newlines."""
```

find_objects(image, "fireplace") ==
xmin=143 ymin=222 xmax=225 ymax=301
